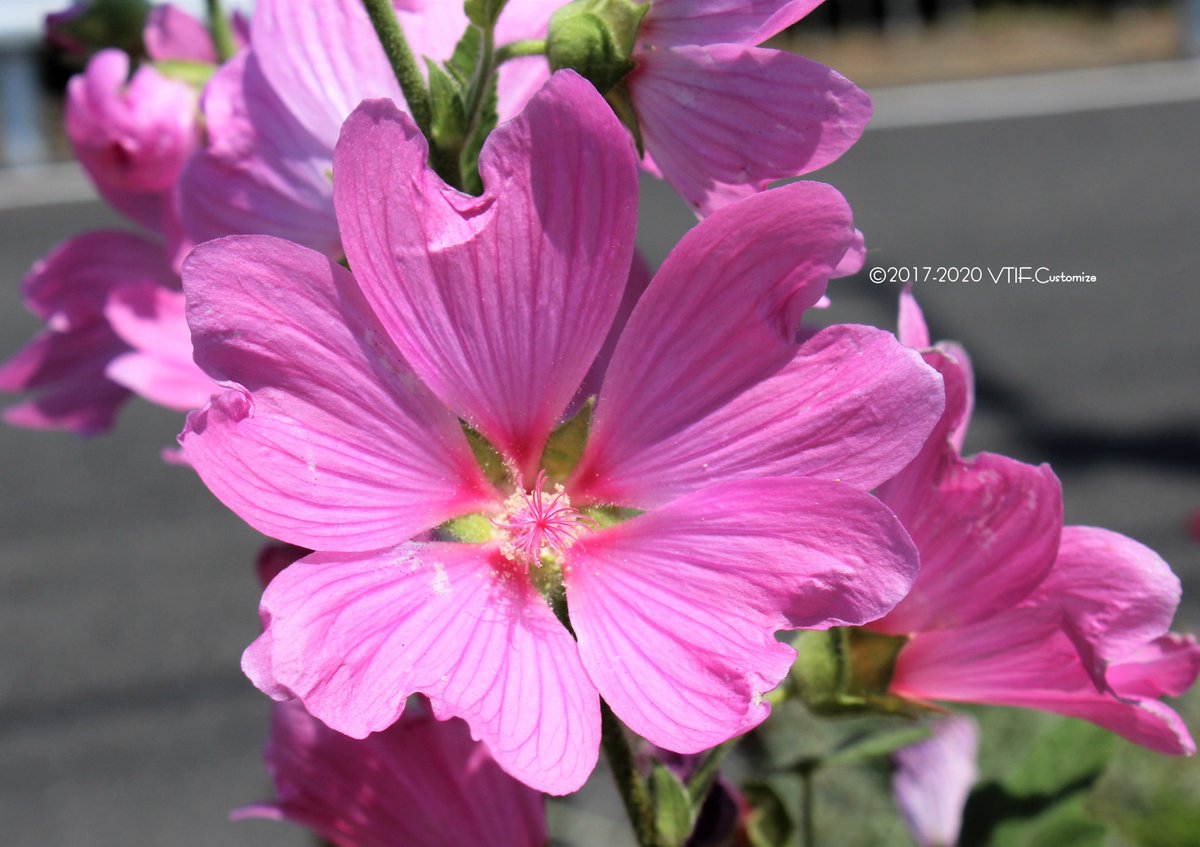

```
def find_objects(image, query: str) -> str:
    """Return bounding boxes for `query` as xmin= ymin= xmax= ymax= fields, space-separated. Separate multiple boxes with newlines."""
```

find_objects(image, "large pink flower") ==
xmin=874 ymin=290 xmax=1200 ymax=755
xmin=625 ymin=0 xmax=872 ymax=216
xmin=179 ymin=0 xmax=567 ymax=257
xmin=0 ymin=231 xmax=211 ymax=434
xmin=179 ymin=73 xmax=943 ymax=793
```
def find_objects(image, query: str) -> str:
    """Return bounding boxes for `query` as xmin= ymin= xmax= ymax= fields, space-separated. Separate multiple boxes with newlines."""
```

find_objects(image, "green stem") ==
xmin=496 ymin=39 xmax=546 ymax=63
xmin=360 ymin=0 xmax=433 ymax=137
xmin=204 ymin=0 xmax=237 ymax=62
xmin=600 ymin=701 xmax=660 ymax=847
xmin=800 ymin=764 xmax=817 ymax=847
xmin=686 ymin=739 xmax=736 ymax=806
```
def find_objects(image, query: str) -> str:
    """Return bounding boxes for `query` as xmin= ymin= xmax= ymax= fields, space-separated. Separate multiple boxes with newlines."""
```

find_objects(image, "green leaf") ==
xmin=1000 ymin=718 xmax=1115 ymax=798
xmin=823 ymin=725 xmax=932 ymax=767
xmin=465 ymin=0 xmax=508 ymax=29
xmin=650 ymin=763 xmax=695 ymax=847
xmin=743 ymin=780 xmax=795 ymax=847
xmin=988 ymin=792 xmax=1108 ymax=847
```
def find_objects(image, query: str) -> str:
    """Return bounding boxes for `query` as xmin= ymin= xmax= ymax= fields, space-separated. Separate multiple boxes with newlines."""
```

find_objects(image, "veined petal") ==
xmin=1025 ymin=527 xmax=1182 ymax=675
xmin=575 ymin=325 xmax=942 ymax=508
xmin=566 ymin=478 xmax=918 ymax=752
xmin=179 ymin=236 xmax=493 ymax=551
xmin=334 ymin=73 xmax=638 ymax=474
xmin=244 ymin=544 xmax=600 ymax=794
xmin=641 ymin=0 xmax=825 ymax=47
xmin=572 ymin=181 xmax=854 ymax=507
xmin=898 ymin=285 xmax=931 ymax=350
xmin=179 ymin=52 xmax=341 ymax=257
xmin=632 ymin=45 xmax=870 ymax=216
xmin=873 ymin=450 xmax=1062 ymax=635
xmin=252 ymin=0 xmax=405 ymax=152
xmin=1107 ymin=634 xmax=1200 ymax=699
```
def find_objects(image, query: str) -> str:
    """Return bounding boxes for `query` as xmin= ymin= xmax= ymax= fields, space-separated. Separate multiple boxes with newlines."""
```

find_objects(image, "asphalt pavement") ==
xmin=1 ymin=83 xmax=1198 ymax=845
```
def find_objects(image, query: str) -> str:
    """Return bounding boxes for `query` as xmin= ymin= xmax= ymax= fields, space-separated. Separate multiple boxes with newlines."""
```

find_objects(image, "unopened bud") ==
xmin=546 ymin=0 xmax=648 ymax=94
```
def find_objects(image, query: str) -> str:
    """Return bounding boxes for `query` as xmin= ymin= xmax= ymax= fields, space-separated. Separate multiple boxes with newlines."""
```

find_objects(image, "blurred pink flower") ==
xmin=66 ymin=49 xmax=199 ymax=237
xmin=236 ymin=699 xmax=546 ymax=847
xmin=179 ymin=73 xmax=941 ymax=793
xmin=893 ymin=716 xmax=979 ymax=847
xmin=0 ymin=231 xmax=210 ymax=434
xmin=874 ymin=290 xmax=1200 ymax=755
xmin=142 ymin=3 xmax=249 ymax=63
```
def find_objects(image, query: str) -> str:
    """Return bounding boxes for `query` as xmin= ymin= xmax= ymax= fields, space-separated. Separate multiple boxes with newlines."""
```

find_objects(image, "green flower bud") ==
xmin=546 ymin=0 xmax=649 ymax=94
xmin=791 ymin=628 xmax=925 ymax=718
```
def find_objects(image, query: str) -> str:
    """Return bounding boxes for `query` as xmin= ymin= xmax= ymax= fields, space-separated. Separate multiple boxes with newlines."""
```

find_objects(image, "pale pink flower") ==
xmin=179 ymin=73 xmax=943 ymax=792
xmin=893 ymin=717 xmax=979 ymax=847
xmin=66 ymin=49 xmax=199 ymax=236
xmin=235 ymin=699 xmax=547 ymax=847
xmin=624 ymin=0 xmax=872 ymax=216
xmin=179 ymin=0 xmax=566 ymax=256
xmin=874 ymin=290 xmax=1200 ymax=755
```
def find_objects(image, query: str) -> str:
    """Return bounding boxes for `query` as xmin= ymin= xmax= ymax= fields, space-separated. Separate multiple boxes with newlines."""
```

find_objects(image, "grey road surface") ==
xmin=1 ymin=95 xmax=1197 ymax=845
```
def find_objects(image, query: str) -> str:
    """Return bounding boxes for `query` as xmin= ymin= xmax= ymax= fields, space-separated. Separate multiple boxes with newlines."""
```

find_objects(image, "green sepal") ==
xmin=443 ymin=25 xmax=498 ymax=195
xmin=152 ymin=59 xmax=215 ymax=88
xmin=435 ymin=512 xmax=493 ymax=544
xmin=582 ymin=505 xmax=642 ymax=529
xmin=425 ymin=59 xmax=469 ymax=153
xmin=605 ymin=81 xmax=644 ymax=158
xmin=462 ymin=423 xmax=509 ymax=487
xmin=540 ymin=398 xmax=593 ymax=481
xmin=546 ymin=0 xmax=648 ymax=95
xmin=650 ymin=763 xmax=695 ymax=847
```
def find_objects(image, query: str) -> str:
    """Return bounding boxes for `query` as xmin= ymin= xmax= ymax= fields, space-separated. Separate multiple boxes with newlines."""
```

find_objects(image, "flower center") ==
xmin=494 ymin=470 xmax=594 ymax=569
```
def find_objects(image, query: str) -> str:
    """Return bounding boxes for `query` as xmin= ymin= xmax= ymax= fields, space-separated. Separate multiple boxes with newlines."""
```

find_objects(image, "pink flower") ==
xmin=892 ymin=717 xmax=979 ymax=847
xmin=625 ymin=0 xmax=872 ymax=216
xmin=235 ymin=699 xmax=547 ymax=847
xmin=873 ymin=290 xmax=1200 ymax=755
xmin=66 ymin=49 xmax=199 ymax=235
xmin=179 ymin=73 xmax=942 ymax=792
xmin=143 ymin=4 xmax=249 ymax=63
xmin=179 ymin=0 xmax=565 ymax=256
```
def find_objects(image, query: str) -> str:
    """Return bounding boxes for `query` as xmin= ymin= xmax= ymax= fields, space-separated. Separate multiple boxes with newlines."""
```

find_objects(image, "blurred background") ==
xmin=1 ymin=1 xmax=1198 ymax=845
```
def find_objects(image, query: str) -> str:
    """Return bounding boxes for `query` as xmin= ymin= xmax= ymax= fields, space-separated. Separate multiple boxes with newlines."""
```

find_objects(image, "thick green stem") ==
xmin=204 ymin=0 xmax=237 ymax=62
xmin=496 ymin=39 xmax=546 ymax=63
xmin=601 ymin=701 xmax=660 ymax=847
xmin=360 ymin=0 xmax=433 ymax=136
xmin=800 ymin=765 xmax=817 ymax=847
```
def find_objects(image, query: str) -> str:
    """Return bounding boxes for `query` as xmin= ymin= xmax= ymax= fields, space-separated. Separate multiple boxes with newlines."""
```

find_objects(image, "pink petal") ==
xmin=631 ymin=45 xmax=870 ymax=216
xmin=898 ymin=285 xmax=930 ymax=350
xmin=143 ymin=4 xmax=217 ymax=63
xmin=236 ymin=699 xmax=546 ymax=847
xmin=105 ymin=352 xmax=212 ymax=412
xmin=893 ymin=717 xmax=979 ymax=847
xmin=23 ymin=231 xmax=177 ymax=331
xmin=572 ymin=250 xmax=654 ymax=408
xmin=570 ymin=181 xmax=856 ymax=507
xmin=0 ymin=324 xmax=129 ymax=434
xmin=179 ymin=236 xmax=494 ymax=551
xmin=1027 ymin=527 xmax=1182 ymax=675
xmin=576 ymin=325 xmax=942 ymax=509
xmin=245 ymin=544 xmax=600 ymax=794
xmin=641 ymin=0 xmax=824 ymax=47
xmin=179 ymin=52 xmax=342 ymax=257
xmin=1107 ymin=634 xmax=1200 ymax=699
xmin=872 ymin=449 xmax=1063 ymax=634
xmin=494 ymin=0 xmax=569 ymax=120
xmin=566 ymin=478 xmax=918 ymax=752
xmin=831 ymin=228 xmax=866 ymax=278
xmin=251 ymin=0 xmax=404 ymax=152
xmin=892 ymin=612 xmax=1197 ymax=755
xmin=334 ymin=73 xmax=638 ymax=474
